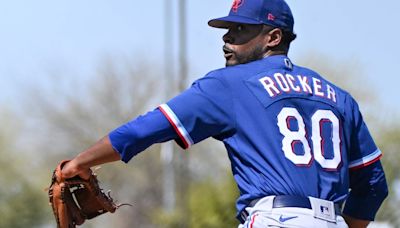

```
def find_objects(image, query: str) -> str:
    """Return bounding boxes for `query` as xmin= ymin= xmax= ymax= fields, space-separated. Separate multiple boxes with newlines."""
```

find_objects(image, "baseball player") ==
xmin=60 ymin=0 xmax=388 ymax=227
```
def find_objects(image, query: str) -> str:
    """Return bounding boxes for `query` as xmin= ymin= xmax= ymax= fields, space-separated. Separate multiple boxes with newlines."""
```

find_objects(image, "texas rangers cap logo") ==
xmin=231 ymin=0 xmax=244 ymax=12
xmin=267 ymin=13 xmax=276 ymax=21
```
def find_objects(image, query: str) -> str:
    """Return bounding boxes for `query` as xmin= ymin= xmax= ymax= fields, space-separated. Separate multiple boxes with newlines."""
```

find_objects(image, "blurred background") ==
xmin=0 ymin=0 xmax=399 ymax=227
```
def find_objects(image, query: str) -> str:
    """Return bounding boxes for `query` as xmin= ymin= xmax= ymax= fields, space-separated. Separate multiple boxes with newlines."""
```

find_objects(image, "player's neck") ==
xmin=263 ymin=50 xmax=288 ymax=58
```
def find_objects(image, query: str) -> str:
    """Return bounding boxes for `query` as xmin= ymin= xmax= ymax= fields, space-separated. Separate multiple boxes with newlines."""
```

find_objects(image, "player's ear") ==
xmin=265 ymin=28 xmax=283 ymax=48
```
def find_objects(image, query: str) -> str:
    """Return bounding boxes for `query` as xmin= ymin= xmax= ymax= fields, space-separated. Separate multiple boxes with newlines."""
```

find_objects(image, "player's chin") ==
xmin=225 ymin=57 xmax=238 ymax=67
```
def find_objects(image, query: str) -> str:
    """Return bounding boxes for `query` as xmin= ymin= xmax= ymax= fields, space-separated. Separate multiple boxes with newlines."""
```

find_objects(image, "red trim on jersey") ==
xmin=159 ymin=106 xmax=189 ymax=149
xmin=249 ymin=213 xmax=258 ymax=228
xmin=349 ymin=154 xmax=382 ymax=171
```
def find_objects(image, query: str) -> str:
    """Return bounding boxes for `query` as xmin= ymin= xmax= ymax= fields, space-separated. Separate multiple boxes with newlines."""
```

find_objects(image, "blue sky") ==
xmin=1 ymin=0 xmax=399 ymax=114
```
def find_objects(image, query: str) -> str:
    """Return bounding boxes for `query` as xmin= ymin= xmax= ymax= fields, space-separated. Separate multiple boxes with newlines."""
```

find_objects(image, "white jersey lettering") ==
xmin=312 ymin=78 xmax=324 ymax=97
xmin=327 ymin=84 xmax=337 ymax=102
xmin=259 ymin=76 xmax=281 ymax=97
xmin=274 ymin=73 xmax=291 ymax=92
xmin=259 ymin=74 xmax=337 ymax=103
xmin=286 ymin=73 xmax=301 ymax=92
xmin=298 ymin=75 xmax=313 ymax=94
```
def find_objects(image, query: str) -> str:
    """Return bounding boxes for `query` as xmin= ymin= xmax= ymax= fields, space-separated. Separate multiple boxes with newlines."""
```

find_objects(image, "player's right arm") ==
xmin=343 ymin=160 xmax=388 ymax=228
xmin=342 ymin=96 xmax=388 ymax=226
xmin=342 ymin=215 xmax=370 ymax=228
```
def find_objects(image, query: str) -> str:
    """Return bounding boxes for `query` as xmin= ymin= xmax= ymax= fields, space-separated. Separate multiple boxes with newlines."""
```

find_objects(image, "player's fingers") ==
xmin=78 ymin=169 xmax=91 ymax=180
xmin=61 ymin=160 xmax=78 ymax=179
xmin=61 ymin=160 xmax=91 ymax=179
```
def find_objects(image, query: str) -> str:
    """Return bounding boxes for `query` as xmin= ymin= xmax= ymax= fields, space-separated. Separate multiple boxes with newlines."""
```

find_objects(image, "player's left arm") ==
xmin=62 ymin=72 xmax=235 ymax=178
xmin=61 ymin=136 xmax=121 ymax=179
xmin=62 ymin=108 xmax=178 ymax=178
xmin=343 ymin=160 xmax=388 ymax=223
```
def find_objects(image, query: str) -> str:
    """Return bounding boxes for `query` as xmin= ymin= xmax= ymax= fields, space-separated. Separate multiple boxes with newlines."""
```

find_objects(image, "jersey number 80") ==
xmin=277 ymin=107 xmax=341 ymax=170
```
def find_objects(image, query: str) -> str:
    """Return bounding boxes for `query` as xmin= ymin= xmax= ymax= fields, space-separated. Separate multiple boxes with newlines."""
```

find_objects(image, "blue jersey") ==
xmin=157 ymin=55 xmax=381 ymax=215
xmin=109 ymin=54 xmax=386 ymax=221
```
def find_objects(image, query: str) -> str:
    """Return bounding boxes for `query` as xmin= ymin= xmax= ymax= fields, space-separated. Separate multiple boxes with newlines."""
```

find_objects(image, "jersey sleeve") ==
xmin=343 ymin=96 xmax=388 ymax=220
xmin=343 ymin=160 xmax=388 ymax=220
xmin=347 ymin=96 xmax=382 ymax=170
xmin=109 ymin=108 xmax=178 ymax=163
xmin=159 ymin=71 xmax=235 ymax=149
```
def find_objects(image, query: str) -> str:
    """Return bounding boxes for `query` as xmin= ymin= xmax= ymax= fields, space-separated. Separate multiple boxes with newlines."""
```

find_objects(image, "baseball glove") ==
xmin=48 ymin=160 xmax=125 ymax=228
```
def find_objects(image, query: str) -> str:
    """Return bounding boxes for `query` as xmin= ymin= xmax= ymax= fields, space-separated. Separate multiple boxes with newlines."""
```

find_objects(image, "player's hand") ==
xmin=343 ymin=214 xmax=370 ymax=228
xmin=61 ymin=159 xmax=91 ymax=180
xmin=60 ymin=136 xmax=120 ymax=181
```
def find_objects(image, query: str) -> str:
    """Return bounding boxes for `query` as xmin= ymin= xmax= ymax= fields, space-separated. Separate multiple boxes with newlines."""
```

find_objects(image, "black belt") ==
xmin=239 ymin=196 xmax=342 ymax=224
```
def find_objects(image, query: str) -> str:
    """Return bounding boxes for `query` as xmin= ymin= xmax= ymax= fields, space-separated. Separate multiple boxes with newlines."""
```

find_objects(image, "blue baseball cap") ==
xmin=208 ymin=0 xmax=294 ymax=32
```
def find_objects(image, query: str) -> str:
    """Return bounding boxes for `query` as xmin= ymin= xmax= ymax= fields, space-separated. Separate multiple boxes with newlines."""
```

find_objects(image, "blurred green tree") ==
xmin=0 ymin=109 xmax=49 ymax=228
xmin=153 ymin=173 xmax=239 ymax=228
xmin=187 ymin=175 xmax=239 ymax=228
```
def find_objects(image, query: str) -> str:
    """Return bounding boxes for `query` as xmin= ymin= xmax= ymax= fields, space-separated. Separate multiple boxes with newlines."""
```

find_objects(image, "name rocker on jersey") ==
xmin=259 ymin=73 xmax=337 ymax=103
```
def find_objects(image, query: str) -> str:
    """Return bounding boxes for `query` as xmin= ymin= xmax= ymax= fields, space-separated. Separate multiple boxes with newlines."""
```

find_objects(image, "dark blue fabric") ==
xmin=343 ymin=161 xmax=388 ymax=220
xmin=208 ymin=0 xmax=294 ymax=32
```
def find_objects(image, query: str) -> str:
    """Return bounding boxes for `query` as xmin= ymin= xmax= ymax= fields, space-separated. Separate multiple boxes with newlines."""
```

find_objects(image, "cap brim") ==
xmin=208 ymin=15 xmax=262 ymax=28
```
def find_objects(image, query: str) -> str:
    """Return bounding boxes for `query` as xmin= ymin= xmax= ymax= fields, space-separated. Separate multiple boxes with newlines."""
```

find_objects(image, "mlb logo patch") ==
xmin=320 ymin=205 xmax=330 ymax=216
xmin=309 ymin=197 xmax=336 ymax=222
xmin=267 ymin=13 xmax=275 ymax=21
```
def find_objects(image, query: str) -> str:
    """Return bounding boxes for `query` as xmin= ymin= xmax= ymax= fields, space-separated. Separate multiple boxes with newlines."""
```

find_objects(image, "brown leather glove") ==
xmin=48 ymin=160 xmax=122 ymax=228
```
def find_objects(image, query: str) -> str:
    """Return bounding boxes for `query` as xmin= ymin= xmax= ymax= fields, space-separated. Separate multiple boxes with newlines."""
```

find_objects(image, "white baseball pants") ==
xmin=238 ymin=196 xmax=348 ymax=228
